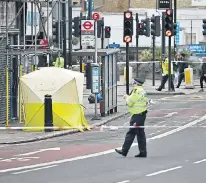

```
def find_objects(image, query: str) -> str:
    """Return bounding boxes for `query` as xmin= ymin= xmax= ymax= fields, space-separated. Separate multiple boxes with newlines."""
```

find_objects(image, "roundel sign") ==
xmin=124 ymin=36 xmax=132 ymax=43
xmin=83 ymin=21 xmax=93 ymax=30
xmin=92 ymin=12 xmax=100 ymax=21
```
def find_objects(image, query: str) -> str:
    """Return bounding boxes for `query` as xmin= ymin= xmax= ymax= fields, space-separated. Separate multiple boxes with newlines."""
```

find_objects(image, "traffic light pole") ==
xmin=126 ymin=42 xmax=129 ymax=95
xmin=80 ymin=13 xmax=83 ymax=73
xmin=152 ymin=35 xmax=155 ymax=86
xmin=62 ymin=0 xmax=67 ymax=69
xmin=161 ymin=12 xmax=166 ymax=60
xmin=174 ymin=0 xmax=177 ymax=57
xmin=136 ymin=13 xmax=139 ymax=78
xmin=101 ymin=18 xmax=104 ymax=49
xmin=168 ymin=36 xmax=172 ymax=91
xmin=68 ymin=0 xmax=73 ymax=68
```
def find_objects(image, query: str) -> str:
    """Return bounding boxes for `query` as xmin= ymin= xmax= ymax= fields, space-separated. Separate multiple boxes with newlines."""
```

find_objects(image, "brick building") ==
xmin=94 ymin=0 xmax=206 ymax=12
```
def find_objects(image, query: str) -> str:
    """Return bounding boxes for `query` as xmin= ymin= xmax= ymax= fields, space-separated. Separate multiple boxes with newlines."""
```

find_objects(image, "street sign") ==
xmin=92 ymin=12 xmax=100 ymax=22
xmin=81 ymin=20 xmax=95 ymax=49
xmin=157 ymin=0 xmax=171 ymax=10
xmin=108 ymin=43 xmax=120 ymax=49
xmin=124 ymin=36 xmax=131 ymax=43
xmin=175 ymin=22 xmax=180 ymax=46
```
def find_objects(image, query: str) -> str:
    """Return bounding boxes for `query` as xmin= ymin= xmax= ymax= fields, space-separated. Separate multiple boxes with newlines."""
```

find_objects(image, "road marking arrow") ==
xmin=164 ymin=112 xmax=178 ymax=118
xmin=14 ymin=147 xmax=61 ymax=157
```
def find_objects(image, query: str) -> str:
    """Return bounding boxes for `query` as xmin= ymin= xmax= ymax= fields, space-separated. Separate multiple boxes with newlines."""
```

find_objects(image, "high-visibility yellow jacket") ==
xmin=53 ymin=57 xmax=64 ymax=68
xmin=126 ymin=86 xmax=148 ymax=115
xmin=162 ymin=58 xmax=173 ymax=75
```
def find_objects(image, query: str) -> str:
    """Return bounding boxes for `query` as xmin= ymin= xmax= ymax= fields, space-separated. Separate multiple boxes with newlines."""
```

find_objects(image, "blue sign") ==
xmin=175 ymin=22 xmax=180 ymax=46
xmin=108 ymin=43 xmax=120 ymax=49
xmin=188 ymin=44 xmax=206 ymax=56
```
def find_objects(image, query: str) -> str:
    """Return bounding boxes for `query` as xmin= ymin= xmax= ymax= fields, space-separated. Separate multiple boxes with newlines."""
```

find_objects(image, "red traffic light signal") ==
xmin=124 ymin=11 xmax=132 ymax=19
xmin=123 ymin=11 xmax=133 ymax=43
xmin=105 ymin=26 xmax=111 ymax=32
xmin=166 ymin=30 xmax=172 ymax=37
xmin=166 ymin=9 xmax=173 ymax=16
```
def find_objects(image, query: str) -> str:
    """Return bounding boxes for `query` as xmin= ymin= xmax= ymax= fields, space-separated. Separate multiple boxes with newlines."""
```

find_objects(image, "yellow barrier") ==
xmin=6 ymin=67 xmax=9 ymax=126
xmin=82 ymin=63 xmax=85 ymax=72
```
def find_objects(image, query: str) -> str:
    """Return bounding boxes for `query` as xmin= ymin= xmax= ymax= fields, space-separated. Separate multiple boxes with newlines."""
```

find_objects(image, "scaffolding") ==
xmin=0 ymin=0 xmax=66 ymax=125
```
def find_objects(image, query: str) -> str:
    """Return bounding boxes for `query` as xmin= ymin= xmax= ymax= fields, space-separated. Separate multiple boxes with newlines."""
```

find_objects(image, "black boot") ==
xmin=135 ymin=152 xmax=147 ymax=158
xmin=115 ymin=149 xmax=127 ymax=157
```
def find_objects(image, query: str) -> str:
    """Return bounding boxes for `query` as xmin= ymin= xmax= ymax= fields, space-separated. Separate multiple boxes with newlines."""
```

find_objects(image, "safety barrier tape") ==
xmin=72 ymin=60 xmax=204 ymax=66
xmin=0 ymin=125 xmax=206 ymax=130
xmin=116 ymin=61 xmax=204 ymax=64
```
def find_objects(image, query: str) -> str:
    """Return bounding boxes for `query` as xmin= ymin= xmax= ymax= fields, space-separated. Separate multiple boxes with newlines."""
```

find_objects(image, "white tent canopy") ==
xmin=20 ymin=67 xmax=84 ymax=104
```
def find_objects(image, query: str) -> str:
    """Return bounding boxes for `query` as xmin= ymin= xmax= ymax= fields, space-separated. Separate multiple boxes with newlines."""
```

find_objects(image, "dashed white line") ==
xmin=194 ymin=159 xmax=206 ymax=164
xmin=146 ymin=166 xmax=182 ymax=177
xmin=116 ymin=180 xmax=130 ymax=183
xmin=12 ymin=165 xmax=58 ymax=175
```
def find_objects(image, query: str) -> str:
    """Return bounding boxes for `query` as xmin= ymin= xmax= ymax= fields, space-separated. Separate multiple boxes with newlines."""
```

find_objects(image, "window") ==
xmin=185 ymin=33 xmax=196 ymax=44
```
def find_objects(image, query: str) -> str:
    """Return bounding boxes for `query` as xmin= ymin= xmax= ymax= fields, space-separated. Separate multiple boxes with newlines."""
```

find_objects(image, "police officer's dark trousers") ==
xmin=122 ymin=110 xmax=147 ymax=154
xmin=200 ymin=76 xmax=206 ymax=88
xmin=176 ymin=72 xmax=184 ymax=88
xmin=157 ymin=75 xmax=175 ymax=91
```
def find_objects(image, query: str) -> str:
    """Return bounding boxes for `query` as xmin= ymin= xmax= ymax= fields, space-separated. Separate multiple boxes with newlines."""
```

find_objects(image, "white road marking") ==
xmin=15 ymin=147 xmax=60 ymax=156
xmin=146 ymin=166 xmax=182 ymax=177
xmin=12 ymin=165 xmax=58 ymax=175
xmin=164 ymin=112 xmax=178 ymax=118
xmin=1 ymin=157 xmax=39 ymax=162
xmin=194 ymin=159 xmax=206 ymax=164
xmin=116 ymin=180 xmax=130 ymax=183
xmin=157 ymin=121 xmax=166 ymax=125
xmin=149 ymin=114 xmax=206 ymax=140
xmin=1 ymin=114 xmax=206 ymax=174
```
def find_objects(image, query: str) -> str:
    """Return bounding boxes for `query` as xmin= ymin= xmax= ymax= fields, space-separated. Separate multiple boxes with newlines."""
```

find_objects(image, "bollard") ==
xmin=44 ymin=94 xmax=53 ymax=132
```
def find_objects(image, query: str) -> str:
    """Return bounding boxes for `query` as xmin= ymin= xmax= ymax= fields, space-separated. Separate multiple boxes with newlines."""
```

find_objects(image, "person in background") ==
xmin=199 ymin=62 xmax=206 ymax=92
xmin=115 ymin=78 xmax=149 ymax=158
xmin=52 ymin=53 xmax=64 ymax=68
xmin=156 ymin=57 xmax=175 ymax=91
xmin=176 ymin=53 xmax=188 ymax=88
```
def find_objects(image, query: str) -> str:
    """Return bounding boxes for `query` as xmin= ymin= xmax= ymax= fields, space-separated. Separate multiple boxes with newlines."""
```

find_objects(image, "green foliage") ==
xmin=140 ymin=46 xmax=192 ymax=61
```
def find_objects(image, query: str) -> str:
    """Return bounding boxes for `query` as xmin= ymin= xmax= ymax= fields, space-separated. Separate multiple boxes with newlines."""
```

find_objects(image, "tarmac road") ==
xmin=0 ymin=93 xmax=206 ymax=183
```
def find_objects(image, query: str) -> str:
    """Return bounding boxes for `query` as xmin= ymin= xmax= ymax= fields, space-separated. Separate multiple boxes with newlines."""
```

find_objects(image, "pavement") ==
xmin=0 ymin=92 xmax=206 ymax=182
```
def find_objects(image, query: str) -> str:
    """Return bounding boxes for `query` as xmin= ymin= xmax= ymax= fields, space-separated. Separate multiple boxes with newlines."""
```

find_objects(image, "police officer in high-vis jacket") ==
xmin=156 ymin=57 xmax=175 ymax=91
xmin=115 ymin=78 xmax=149 ymax=158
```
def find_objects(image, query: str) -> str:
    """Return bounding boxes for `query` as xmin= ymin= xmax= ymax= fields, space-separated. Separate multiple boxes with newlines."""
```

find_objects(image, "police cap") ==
xmin=133 ymin=78 xmax=144 ymax=85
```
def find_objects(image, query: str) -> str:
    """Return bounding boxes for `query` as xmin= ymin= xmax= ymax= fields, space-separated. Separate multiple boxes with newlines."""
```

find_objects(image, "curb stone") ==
xmin=0 ymin=112 xmax=129 ymax=145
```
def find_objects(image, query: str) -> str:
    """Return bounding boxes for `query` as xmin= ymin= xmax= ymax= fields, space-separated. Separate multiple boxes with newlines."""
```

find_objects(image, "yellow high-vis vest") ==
xmin=53 ymin=57 xmax=64 ymax=68
xmin=126 ymin=86 xmax=148 ymax=115
xmin=162 ymin=58 xmax=173 ymax=75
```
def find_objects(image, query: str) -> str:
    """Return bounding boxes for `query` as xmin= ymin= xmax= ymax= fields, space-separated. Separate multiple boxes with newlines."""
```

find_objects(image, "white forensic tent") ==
xmin=19 ymin=67 xmax=89 ymax=132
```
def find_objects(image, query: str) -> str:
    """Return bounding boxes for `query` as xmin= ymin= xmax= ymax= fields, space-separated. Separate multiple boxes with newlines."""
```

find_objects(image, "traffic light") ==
xmin=72 ymin=17 xmax=81 ymax=37
xmin=52 ymin=20 xmax=59 ymax=43
xmin=105 ymin=26 xmax=111 ymax=38
xmin=164 ymin=9 xmax=173 ymax=37
xmin=138 ymin=23 xmax=145 ymax=35
xmin=150 ymin=15 xmax=160 ymax=37
xmin=97 ymin=19 xmax=104 ymax=38
xmin=141 ymin=18 xmax=150 ymax=37
xmin=202 ymin=19 xmax=206 ymax=35
xmin=123 ymin=11 xmax=133 ymax=43
xmin=173 ymin=23 xmax=177 ymax=36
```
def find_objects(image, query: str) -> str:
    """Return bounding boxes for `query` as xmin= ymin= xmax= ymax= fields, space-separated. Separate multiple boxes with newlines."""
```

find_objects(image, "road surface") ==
xmin=0 ymin=93 xmax=206 ymax=183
